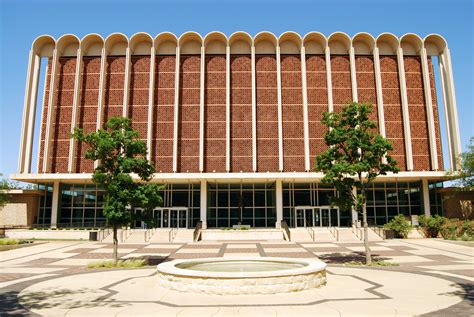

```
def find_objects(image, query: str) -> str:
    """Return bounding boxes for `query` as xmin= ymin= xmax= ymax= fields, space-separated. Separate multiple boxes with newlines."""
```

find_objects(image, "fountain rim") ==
xmin=156 ymin=257 xmax=327 ymax=279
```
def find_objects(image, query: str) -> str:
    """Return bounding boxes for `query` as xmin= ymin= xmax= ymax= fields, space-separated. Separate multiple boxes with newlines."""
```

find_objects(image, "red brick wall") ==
xmin=178 ymin=55 xmax=200 ymax=172
xmin=331 ymin=56 xmax=352 ymax=113
xmin=256 ymin=55 xmax=279 ymax=172
xmin=428 ymin=57 xmax=443 ymax=169
xmin=75 ymin=56 xmax=101 ymax=173
xmin=380 ymin=56 xmax=407 ymax=170
xmin=404 ymin=56 xmax=431 ymax=171
xmin=306 ymin=55 xmax=328 ymax=168
xmin=129 ymin=56 xmax=150 ymax=143
xmin=50 ymin=57 xmax=76 ymax=173
xmin=204 ymin=55 xmax=226 ymax=172
xmin=152 ymin=56 xmax=175 ymax=172
xmin=230 ymin=55 xmax=253 ymax=172
xmin=355 ymin=56 xmax=379 ymax=126
xmin=103 ymin=57 xmax=125 ymax=124
xmin=281 ymin=55 xmax=305 ymax=172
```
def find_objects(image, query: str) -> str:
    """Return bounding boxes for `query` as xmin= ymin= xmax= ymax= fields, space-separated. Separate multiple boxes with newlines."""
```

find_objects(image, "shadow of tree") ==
xmin=317 ymin=252 xmax=391 ymax=264
xmin=443 ymin=282 xmax=474 ymax=301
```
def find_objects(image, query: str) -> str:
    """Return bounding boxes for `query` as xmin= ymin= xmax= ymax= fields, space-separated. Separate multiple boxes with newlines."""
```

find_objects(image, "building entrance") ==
xmin=154 ymin=207 xmax=189 ymax=228
xmin=294 ymin=206 xmax=340 ymax=227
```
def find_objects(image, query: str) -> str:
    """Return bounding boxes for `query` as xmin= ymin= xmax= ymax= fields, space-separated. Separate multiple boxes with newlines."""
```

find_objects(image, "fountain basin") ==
xmin=156 ymin=257 xmax=326 ymax=295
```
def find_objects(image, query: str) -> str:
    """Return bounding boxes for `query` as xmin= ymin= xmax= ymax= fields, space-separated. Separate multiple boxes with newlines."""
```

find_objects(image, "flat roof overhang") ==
xmin=10 ymin=171 xmax=453 ymax=184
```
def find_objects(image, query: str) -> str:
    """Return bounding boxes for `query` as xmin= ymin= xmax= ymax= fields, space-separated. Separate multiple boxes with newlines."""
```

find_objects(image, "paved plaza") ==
xmin=0 ymin=238 xmax=473 ymax=316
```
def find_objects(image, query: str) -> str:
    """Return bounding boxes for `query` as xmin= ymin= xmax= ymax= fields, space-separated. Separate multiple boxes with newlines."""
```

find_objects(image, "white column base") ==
xmin=276 ymin=180 xmax=283 ymax=228
xmin=200 ymin=180 xmax=207 ymax=229
xmin=50 ymin=181 xmax=60 ymax=228
xmin=422 ymin=179 xmax=431 ymax=217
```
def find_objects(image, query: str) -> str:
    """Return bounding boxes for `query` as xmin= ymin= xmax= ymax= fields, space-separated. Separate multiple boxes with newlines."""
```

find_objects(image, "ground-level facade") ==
xmin=11 ymin=31 xmax=461 ymax=229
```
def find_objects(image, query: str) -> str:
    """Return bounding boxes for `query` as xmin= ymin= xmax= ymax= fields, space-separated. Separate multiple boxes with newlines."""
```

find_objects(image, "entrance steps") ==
xmin=123 ymin=229 xmax=146 ymax=243
xmin=148 ymin=229 xmax=174 ymax=243
xmin=173 ymin=229 xmax=194 ymax=242
xmin=289 ymin=228 xmax=336 ymax=242
xmin=200 ymin=229 xmax=284 ymax=241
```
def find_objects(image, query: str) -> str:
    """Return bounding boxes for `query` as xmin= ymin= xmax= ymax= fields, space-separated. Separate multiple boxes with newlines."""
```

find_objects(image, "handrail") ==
xmin=169 ymin=226 xmax=178 ymax=242
xmin=371 ymin=226 xmax=385 ymax=239
xmin=144 ymin=226 xmax=155 ymax=242
xmin=352 ymin=225 xmax=363 ymax=240
xmin=281 ymin=220 xmax=291 ymax=241
xmin=304 ymin=218 xmax=315 ymax=242
xmin=329 ymin=226 xmax=339 ymax=241
xmin=193 ymin=221 xmax=202 ymax=242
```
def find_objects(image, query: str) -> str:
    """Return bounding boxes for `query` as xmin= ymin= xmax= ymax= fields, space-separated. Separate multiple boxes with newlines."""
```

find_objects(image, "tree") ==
xmin=315 ymin=102 xmax=399 ymax=264
xmin=0 ymin=174 xmax=11 ymax=207
xmin=455 ymin=136 xmax=474 ymax=190
xmin=72 ymin=117 xmax=163 ymax=262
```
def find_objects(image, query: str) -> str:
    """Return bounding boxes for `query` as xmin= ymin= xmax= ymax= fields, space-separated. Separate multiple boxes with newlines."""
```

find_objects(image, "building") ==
xmin=11 ymin=31 xmax=461 ymax=230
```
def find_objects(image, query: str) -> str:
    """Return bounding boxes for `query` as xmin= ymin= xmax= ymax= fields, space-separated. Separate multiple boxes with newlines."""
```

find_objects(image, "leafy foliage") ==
xmin=0 ymin=174 xmax=11 ymax=207
xmin=315 ymin=102 xmax=399 ymax=263
xmin=440 ymin=218 xmax=474 ymax=241
xmin=454 ymin=136 xmax=474 ymax=190
xmin=384 ymin=215 xmax=413 ymax=238
xmin=418 ymin=215 xmax=446 ymax=238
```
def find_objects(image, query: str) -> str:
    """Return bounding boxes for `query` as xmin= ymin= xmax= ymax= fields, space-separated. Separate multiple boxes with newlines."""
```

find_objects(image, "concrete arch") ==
xmin=254 ymin=31 xmax=277 ymax=54
xmin=56 ymin=34 xmax=80 ymax=57
xmin=352 ymin=32 xmax=375 ymax=55
xmin=424 ymin=34 xmax=447 ymax=56
xmin=32 ymin=34 xmax=56 ymax=57
xmin=179 ymin=31 xmax=202 ymax=54
xmin=303 ymin=32 xmax=327 ymax=54
xmin=104 ymin=32 xmax=128 ymax=56
xmin=204 ymin=31 xmax=227 ymax=54
xmin=279 ymin=31 xmax=302 ymax=54
xmin=229 ymin=31 xmax=252 ymax=54
xmin=80 ymin=33 xmax=104 ymax=56
xmin=328 ymin=32 xmax=351 ymax=54
xmin=130 ymin=32 xmax=153 ymax=55
xmin=376 ymin=32 xmax=399 ymax=55
xmin=154 ymin=32 xmax=178 ymax=55
xmin=400 ymin=33 xmax=423 ymax=56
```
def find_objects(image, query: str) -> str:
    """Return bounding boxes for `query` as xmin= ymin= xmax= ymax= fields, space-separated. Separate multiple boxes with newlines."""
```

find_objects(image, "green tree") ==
xmin=455 ymin=136 xmax=474 ymax=190
xmin=315 ymin=102 xmax=399 ymax=264
xmin=0 ymin=174 xmax=11 ymax=207
xmin=72 ymin=117 xmax=163 ymax=262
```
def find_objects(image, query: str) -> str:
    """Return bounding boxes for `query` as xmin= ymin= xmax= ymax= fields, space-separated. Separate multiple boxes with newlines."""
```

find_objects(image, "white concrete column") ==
xmin=200 ymin=179 xmax=207 ymax=229
xmin=420 ymin=47 xmax=438 ymax=171
xmin=396 ymin=47 xmax=414 ymax=171
xmin=349 ymin=46 xmax=358 ymax=102
xmin=172 ymin=46 xmax=181 ymax=172
xmin=43 ymin=49 xmax=59 ymax=173
xmin=276 ymin=46 xmax=284 ymax=172
xmin=199 ymin=46 xmax=205 ymax=172
xmin=68 ymin=48 xmax=83 ymax=173
xmin=18 ymin=50 xmax=35 ymax=173
xmin=373 ymin=47 xmax=386 ymax=137
xmin=50 ymin=181 xmax=60 ymax=228
xmin=225 ymin=45 xmax=231 ymax=172
xmin=352 ymin=186 xmax=358 ymax=225
xmin=122 ymin=47 xmax=132 ymax=117
xmin=36 ymin=66 xmax=50 ymax=173
xmin=276 ymin=179 xmax=283 ymax=228
xmin=251 ymin=45 xmax=257 ymax=172
xmin=422 ymin=178 xmax=431 ymax=217
xmin=438 ymin=55 xmax=453 ymax=170
xmin=24 ymin=54 xmax=42 ymax=174
xmin=146 ymin=47 xmax=156 ymax=161
xmin=325 ymin=46 xmax=334 ymax=112
xmin=300 ymin=46 xmax=310 ymax=171
xmin=96 ymin=48 xmax=107 ymax=131
xmin=444 ymin=48 xmax=462 ymax=170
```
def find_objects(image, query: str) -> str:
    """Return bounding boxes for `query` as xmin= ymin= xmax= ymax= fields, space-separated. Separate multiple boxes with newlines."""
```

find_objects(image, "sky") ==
xmin=0 ymin=0 xmax=473 ymax=180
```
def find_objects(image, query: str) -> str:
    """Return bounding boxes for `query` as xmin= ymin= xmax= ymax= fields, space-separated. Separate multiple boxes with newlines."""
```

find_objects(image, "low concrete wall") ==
xmin=201 ymin=229 xmax=284 ymax=241
xmin=5 ymin=229 xmax=94 ymax=240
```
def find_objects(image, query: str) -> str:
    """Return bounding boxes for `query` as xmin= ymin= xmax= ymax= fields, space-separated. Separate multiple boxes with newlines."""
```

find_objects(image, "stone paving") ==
xmin=0 ymin=238 xmax=472 ymax=316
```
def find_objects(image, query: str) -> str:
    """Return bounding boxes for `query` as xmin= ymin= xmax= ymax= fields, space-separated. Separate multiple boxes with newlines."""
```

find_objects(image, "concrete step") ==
xmin=173 ymin=229 xmax=195 ymax=242
xmin=124 ymin=229 xmax=147 ymax=243
xmin=148 ymin=229 xmax=174 ymax=243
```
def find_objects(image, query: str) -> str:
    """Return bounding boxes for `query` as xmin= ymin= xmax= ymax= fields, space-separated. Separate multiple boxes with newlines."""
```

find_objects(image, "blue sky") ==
xmin=0 ymin=0 xmax=473 ymax=178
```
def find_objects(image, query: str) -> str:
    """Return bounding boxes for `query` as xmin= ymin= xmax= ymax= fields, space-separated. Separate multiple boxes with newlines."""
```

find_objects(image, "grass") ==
xmin=0 ymin=238 xmax=33 ymax=245
xmin=87 ymin=259 xmax=147 ymax=269
xmin=343 ymin=260 xmax=400 ymax=267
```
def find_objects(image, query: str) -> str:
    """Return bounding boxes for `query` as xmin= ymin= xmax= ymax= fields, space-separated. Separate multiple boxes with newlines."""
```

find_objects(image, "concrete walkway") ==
xmin=0 ymin=239 xmax=472 ymax=316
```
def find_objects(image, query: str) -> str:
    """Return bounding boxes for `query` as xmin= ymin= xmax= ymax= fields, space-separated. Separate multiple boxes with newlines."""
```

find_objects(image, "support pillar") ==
xmin=172 ymin=46 xmax=181 ymax=172
xmin=50 ymin=181 xmax=60 ymax=228
xmin=276 ymin=46 xmax=284 ymax=172
xmin=325 ymin=46 xmax=333 ymax=112
xmin=200 ymin=180 xmax=207 ymax=229
xmin=422 ymin=179 xmax=431 ymax=217
xmin=352 ymin=187 xmax=358 ymax=225
xmin=251 ymin=45 xmax=257 ymax=172
xmin=276 ymin=180 xmax=283 ymax=228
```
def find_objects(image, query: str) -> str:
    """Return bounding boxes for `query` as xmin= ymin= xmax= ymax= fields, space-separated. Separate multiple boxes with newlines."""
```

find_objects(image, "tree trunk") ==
xmin=112 ymin=224 xmax=118 ymax=263
xmin=362 ymin=201 xmax=372 ymax=265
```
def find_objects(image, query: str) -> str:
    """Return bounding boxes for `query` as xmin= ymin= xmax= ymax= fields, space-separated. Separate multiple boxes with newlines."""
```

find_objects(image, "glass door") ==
xmin=320 ymin=208 xmax=330 ymax=227
xmin=295 ymin=207 xmax=306 ymax=227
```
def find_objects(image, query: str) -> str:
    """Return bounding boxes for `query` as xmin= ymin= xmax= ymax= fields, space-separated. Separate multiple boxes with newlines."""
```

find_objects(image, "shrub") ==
xmin=384 ymin=215 xmax=412 ymax=238
xmin=418 ymin=215 xmax=446 ymax=238
xmin=441 ymin=219 xmax=474 ymax=241
xmin=0 ymin=238 xmax=19 ymax=245
xmin=87 ymin=259 xmax=147 ymax=269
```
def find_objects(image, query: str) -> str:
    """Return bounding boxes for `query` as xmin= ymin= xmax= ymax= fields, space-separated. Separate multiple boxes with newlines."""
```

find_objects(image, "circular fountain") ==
xmin=157 ymin=257 xmax=326 ymax=295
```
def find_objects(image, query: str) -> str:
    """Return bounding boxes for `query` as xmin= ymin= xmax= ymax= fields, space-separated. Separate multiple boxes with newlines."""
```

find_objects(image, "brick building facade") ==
xmin=12 ymin=31 xmax=461 ymax=229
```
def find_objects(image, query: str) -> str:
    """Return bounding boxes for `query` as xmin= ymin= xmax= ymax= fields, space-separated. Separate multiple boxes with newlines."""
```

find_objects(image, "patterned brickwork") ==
xmin=428 ymin=57 xmax=443 ymax=170
xmin=50 ymin=57 xmax=77 ymax=173
xmin=355 ymin=56 xmax=379 ymax=127
xmin=178 ymin=55 xmax=200 ymax=172
xmin=330 ymin=56 xmax=352 ymax=114
xmin=204 ymin=55 xmax=226 ymax=172
xmin=256 ymin=55 xmax=279 ymax=172
xmin=103 ymin=57 xmax=125 ymax=124
xmin=281 ymin=55 xmax=305 ymax=172
xmin=153 ymin=56 xmax=175 ymax=172
xmin=380 ymin=56 xmax=407 ymax=170
xmin=404 ymin=56 xmax=431 ymax=171
xmin=75 ymin=56 xmax=101 ymax=173
xmin=230 ymin=55 xmax=253 ymax=172
xmin=129 ymin=56 xmax=150 ymax=144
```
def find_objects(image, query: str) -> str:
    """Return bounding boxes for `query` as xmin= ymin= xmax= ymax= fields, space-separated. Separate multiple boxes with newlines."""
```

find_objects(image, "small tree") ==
xmin=315 ymin=102 xmax=399 ymax=264
xmin=455 ymin=136 xmax=474 ymax=190
xmin=0 ymin=174 xmax=11 ymax=207
xmin=72 ymin=117 xmax=163 ymax=262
